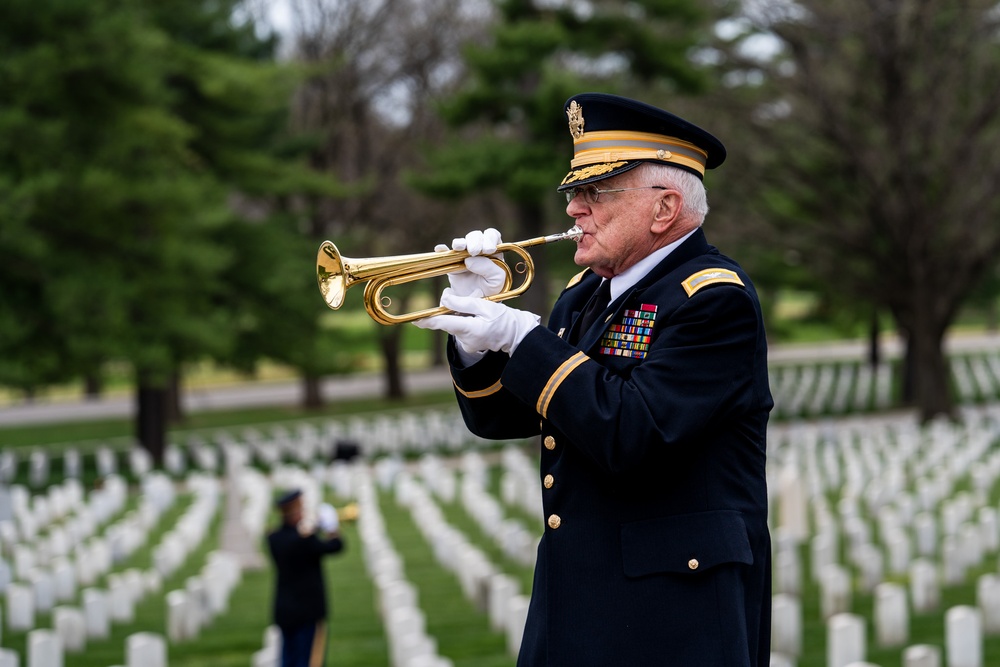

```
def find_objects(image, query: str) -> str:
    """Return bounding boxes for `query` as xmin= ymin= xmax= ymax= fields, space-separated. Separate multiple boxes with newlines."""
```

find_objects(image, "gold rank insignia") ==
xmin=682 ymin=268 xmax=745 ymax=297
xmin=565 ymin=269 xmax=589 ymax=289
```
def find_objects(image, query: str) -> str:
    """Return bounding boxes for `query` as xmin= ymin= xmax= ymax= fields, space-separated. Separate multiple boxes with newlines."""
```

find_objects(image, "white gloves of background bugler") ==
xmin=414 ymin=228 xmax=540 ymax=363
xmin=317 ymin=502 xmax=340 ymax=533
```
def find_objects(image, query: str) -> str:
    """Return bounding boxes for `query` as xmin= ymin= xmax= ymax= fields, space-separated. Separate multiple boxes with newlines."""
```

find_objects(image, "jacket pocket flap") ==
xmin=621 ymin=510 xmax=753 ymax=577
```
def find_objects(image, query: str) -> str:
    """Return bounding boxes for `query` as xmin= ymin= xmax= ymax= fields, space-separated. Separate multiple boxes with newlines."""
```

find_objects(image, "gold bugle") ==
xmin=316 ymin=225 xmax=583 ymax=325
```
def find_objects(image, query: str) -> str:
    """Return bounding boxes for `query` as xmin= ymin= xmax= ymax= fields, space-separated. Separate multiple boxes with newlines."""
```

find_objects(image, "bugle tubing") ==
xmin=316 ymin=225 xmax=583 ymax=325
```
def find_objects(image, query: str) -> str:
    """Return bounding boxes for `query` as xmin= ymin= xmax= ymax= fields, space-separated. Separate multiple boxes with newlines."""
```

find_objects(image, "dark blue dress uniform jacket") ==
xmin=447 ymin=229 xmax=773 ymax=667
xmin=267 ymin=523 xmax=344 ymax=631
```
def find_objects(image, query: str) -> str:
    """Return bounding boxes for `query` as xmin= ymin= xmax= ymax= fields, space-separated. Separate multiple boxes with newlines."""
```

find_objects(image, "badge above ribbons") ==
xmin=597 ymin=303 xmax=657 ymax=359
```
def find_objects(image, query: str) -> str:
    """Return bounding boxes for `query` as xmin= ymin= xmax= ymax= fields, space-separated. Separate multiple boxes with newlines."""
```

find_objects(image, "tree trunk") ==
xmin=136 ymin=380 xmax=167 ymax=467
xmin=430 ymin=330 xmax=446 ymax=366
xmin=868 ymin=309 xmax=881 ymax=368
xmin=167 ymin=370 xmax=184 ymax=423
xmin=900 ymin=325 xmax=954 ymax=422
xmin=303 ymin=374 xmax=323 ymax=409
xmin=83 ymin=373 xmax=102 ymax=400
xmin=379 ymin=325 xmax=405 ymax=399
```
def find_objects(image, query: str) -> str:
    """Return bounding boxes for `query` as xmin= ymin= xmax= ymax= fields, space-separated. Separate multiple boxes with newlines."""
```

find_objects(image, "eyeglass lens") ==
xmin=566 ymin=185 xmax=600 ymax=204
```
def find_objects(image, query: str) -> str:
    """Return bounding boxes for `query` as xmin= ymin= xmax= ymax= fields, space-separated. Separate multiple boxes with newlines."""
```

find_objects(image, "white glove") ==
xmin=434 ymin=229 xmax=507 ymax=298
xmin=414 ymin=289 xmax=540 ymax=355
xmin=451 ymin=228 xmax=501 ymax=256
xmin=317 ymin=503 xmax=340 ymax=533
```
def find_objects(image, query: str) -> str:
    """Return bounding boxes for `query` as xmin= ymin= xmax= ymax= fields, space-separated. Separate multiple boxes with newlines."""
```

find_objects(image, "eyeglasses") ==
xmin=564 ymin=184 xmax=666 ymax=204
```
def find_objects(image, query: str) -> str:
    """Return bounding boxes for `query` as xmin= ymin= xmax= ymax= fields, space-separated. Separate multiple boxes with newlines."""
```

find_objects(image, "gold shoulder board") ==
xmin=682 ymin=268 xmax=745 ymax=297
xmin=565 ymin=269 xmax=589 ymax=289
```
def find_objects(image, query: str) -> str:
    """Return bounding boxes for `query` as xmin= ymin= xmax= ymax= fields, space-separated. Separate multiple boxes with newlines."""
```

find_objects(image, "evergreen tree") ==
xmin=411 ymin=0 xmax=727 ymax=312
xmin=0 ymin=0 xmax=334 ymax=461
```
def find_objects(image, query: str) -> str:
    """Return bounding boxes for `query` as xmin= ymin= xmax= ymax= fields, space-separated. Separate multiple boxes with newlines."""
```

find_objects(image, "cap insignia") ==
xmin=567 ymin=101 xmax=585 ymax=139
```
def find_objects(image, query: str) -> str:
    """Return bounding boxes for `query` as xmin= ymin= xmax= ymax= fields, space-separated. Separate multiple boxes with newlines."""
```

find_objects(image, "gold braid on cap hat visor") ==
xmin=570 ymin=130 xmax=708 ymax=177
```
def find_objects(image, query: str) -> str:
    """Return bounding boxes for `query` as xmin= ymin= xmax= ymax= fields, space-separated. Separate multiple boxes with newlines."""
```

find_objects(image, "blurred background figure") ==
xmin=267 ymin=488 xmax=345 ymax=667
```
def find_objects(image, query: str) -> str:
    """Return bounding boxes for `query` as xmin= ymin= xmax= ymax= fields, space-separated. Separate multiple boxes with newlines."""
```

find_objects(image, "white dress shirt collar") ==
xmin=607 ymin=228 xmax=698 ymax=303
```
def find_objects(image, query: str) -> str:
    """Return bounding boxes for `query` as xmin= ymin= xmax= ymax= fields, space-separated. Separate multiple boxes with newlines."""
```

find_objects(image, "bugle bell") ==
xmin=316 ymin=225 xmax=583 ymax=325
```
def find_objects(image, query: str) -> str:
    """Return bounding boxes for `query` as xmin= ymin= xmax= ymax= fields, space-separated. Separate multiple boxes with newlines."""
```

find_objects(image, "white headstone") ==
xmin=251 ymin=647 xmax=277 ymax=667
xmin=63 ymin=450 xmax=81 ymax=479
xmin=771 ymin=593 xmax=801 ymax=658
xmin=184 ymin=576 xmax=206 ymax=637
xmin=827 ymin=613 xmax=865 ymax=667
xmin=821 ymin=564 xmax=852 ymax=619
xmin=108 ymin=575 xmax=134 ymax=623
xmin=506 ymin=594 xmax=530 ymax=658
xmin=12 ymin=544 xmax=35 ymax=581
xmin=0 ymin=558 xmax=11 ymax=594
xmin=942 ymin=537 xmax=965 ymax=586
xmin=903 ymin=644 xmax=941 ymax=667
xmin=52 ymin=559 xmax=76 ymax=603
xmin=914 ymin=512 xmax=937 ymax=557
xmin=884 ymin=529 xmax=912 ymax=575
xmin=28 ymin=451 xmax=49 ymax=488
xmin=774 ymin=545 xmax=801 ymax=596
xmin=0 ymin=648 xmax=19 ymax=667
xmin=125 ymin=632 xmax=167 ymax=667
xmin=27 ymin=629 xmax=62 ymax=667
xmin=166 ymin=590 xmax=188 ymax=642
xmin=488 ymin=574 xmax=517 ymax=633
xmin=910 ymin=559 xmax=940 ymax=613
xmin=28 ymin=569 xmax=56 ymax=614
xmin=778 ymin=466 xmax=808 ymax=541
xmin=52 ymin=606 xmax=86 ymax=652
xmin=7 ymin=583 xmax=35 ymax=632
xmin=0 ymin=486 xmax=12 ymax=522
xmin=873 ymin=582 xmax=908 ymax=647
xmin=856 ymin=543 xmax=884 ymax=592
xmin=979 ymin=507 xmax=999 ymax=553
xmin=82 ymin=588 xmax=110 ymax=639
xmin=976 ymin=573 xmax=1000 ymax=635
xmin=946 ymin=605 xmax=982 ymax=667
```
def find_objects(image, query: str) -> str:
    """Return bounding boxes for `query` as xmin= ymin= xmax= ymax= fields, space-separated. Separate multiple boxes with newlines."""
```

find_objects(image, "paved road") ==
xmin=3 ymin=332 xmax=999 ymax=427
xmin=0 ymin=367 xmax=454 ymax=427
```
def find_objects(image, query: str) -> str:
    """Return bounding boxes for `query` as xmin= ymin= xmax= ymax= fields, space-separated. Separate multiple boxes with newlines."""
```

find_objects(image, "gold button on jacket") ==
xmin=688 ymin=558 xmax=699 ymax=570
xmin=548 ymin=514 xmax=562 ymax=529
xmin=544 ymin=435 xmax=556 ymax=450
xmin=543 ymin=474 xmax=554 ymax=489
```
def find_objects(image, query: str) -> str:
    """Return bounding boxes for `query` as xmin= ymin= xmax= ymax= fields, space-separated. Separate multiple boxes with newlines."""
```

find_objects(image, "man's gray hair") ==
xmin=633 ymin=163 xmax=709 ymax=225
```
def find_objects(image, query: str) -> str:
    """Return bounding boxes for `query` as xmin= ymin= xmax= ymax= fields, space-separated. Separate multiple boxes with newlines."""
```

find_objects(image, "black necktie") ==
xmin=575 ymin=279 xmax=612 ymax=341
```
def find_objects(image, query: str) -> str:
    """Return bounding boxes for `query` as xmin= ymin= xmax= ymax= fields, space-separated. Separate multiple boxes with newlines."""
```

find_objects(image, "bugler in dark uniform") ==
xmin=267 ymin=489 xmax=345 ymax=667
xmin=419 ymin=93 xmax=773 ymax=666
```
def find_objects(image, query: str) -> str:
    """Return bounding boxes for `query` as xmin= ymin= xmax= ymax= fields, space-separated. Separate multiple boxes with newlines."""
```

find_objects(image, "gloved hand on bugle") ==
xmin=435 ymin=228 xmax=507 ymax=299
xmin=414 ymin=289 xmax=540 ymax=357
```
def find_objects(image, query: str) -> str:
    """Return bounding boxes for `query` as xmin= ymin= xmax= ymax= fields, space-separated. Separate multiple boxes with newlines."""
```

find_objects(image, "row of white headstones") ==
xmin=245 ymin=444 xmax=545 ymax=667
xmin=11 ymin=349 xmax=1000 ymax=667
xmin=768 ymin=351 xmax=1000 ymax=422
xmin=0 ymin=468 xmax=242 ymax=667
xmin=769 ymin=402 xmax=1000 ymax=666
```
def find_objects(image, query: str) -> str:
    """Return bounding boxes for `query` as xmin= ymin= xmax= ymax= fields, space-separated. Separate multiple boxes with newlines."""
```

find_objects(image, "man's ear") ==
xmin=651 ymin=191 xmax=682 ymax=234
